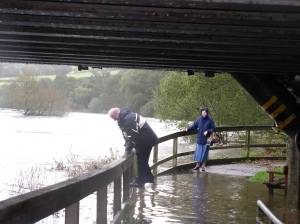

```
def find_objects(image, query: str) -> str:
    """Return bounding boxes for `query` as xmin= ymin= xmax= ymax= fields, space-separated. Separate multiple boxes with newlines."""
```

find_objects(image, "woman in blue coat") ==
xmin=186 ymin=107 xmax=216 ymax=171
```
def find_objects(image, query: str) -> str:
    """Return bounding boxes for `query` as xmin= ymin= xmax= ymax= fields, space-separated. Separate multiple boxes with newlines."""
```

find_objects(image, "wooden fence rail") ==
xmin=0 ymin=125 xmax=287 ymax=223
xmin=0 ymin=153 xmax=135 ymax=224
xmin=152 ymin=125 xmax=287 ymax=176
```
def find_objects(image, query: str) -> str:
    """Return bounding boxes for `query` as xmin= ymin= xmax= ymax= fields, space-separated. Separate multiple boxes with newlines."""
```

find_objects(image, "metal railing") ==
xmin=0 ymin=153 xmax=135 ymax=224
xmin=152 ymin=125 xmax=287 ymax=175
xmin=256 ymin=200 xmax=283 ymax=224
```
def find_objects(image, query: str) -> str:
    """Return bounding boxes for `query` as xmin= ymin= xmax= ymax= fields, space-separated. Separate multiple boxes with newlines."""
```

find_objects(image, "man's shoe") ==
xmin=201 ymin=167 xmax=206 ymax=172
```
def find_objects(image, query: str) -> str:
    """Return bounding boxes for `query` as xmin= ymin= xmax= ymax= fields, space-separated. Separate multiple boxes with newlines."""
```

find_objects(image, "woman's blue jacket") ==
xmin=187 ymin=115 xmax=216 ymax=145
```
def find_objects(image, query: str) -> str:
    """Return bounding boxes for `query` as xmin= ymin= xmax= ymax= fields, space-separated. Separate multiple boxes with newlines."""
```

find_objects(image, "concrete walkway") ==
xmin=204 ymin=161 xmax=286 ymax=176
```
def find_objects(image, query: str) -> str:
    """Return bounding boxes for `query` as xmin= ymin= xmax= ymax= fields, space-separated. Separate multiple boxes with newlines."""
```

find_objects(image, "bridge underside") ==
xmin=0 ymin=1 xmax=299 ymax=75
xmin=0 ymin=0 xmax=300 ymax=210
xmin=0 ymin=0 xmax=299 ymax=133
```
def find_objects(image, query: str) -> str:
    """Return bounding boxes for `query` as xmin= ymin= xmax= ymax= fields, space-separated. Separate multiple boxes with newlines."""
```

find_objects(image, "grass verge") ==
xmin=248 ymin=166 xmax=284 ymax=183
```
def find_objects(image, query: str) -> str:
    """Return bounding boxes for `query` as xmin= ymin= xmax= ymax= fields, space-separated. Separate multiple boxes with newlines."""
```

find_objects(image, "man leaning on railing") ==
xmin=108 ymin=107 xmax=158 ymax=188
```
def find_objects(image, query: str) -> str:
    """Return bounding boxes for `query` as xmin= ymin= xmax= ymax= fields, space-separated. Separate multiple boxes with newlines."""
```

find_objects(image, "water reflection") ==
xmin=123 ymin=172 xmax=289 ymax=224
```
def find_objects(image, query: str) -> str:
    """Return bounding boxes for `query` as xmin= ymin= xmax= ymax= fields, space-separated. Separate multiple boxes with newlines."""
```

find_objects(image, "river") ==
xmin=0 ymin=108 xmax=177 ymax=202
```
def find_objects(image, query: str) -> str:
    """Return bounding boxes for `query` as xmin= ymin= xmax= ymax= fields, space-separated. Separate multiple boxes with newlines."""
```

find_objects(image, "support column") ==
xmin=231 ymin=74 xmax=300 ymax=209
xmin=287 ymin=133 xmax=300 ymax=210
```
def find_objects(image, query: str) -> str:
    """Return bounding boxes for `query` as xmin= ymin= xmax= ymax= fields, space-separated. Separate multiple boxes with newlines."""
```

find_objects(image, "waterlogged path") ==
xmin=124 ymin=170 xmax=288 ymax=224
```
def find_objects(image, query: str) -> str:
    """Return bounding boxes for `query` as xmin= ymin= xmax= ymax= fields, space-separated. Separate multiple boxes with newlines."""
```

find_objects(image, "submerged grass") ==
xmin=248 ymin=171 xmax=267 ymax=183
xmin=53 ymin=148 xmax=121 ymax=178
xmin=9 ymin=148 xmax=121 ymax=197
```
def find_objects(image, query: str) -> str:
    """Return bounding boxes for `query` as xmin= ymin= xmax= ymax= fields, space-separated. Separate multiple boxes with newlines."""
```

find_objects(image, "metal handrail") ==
xmin=256 ymin=200 xmax=284 ymax=224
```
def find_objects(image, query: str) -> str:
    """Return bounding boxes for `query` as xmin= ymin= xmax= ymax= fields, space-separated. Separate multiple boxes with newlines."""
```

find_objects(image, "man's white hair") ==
xmin=108 ymin=107 xmax=120 ymax=118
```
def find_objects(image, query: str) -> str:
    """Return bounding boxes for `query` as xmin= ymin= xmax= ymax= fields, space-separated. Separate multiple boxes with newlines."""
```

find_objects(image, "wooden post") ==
xmin=97 ymin=186 xmax=107 ymax=224
xmin=268 ymin=172 xmax=274 ymax=195
xmin=173 ymin=138 xmax=178 ymax=168
xmin=153 ymin=145 xmax=158 ymax=176
xmin=113 ymin=176 xmax=122 ymax=216
xmin=129 ymin=156 xmax=135 ymax=183
xmin=123 ymin=168 xmax=130 ymax=203
xmin=132 ymin=152 xmax=138 ymax=180
xmin=246 ymin=129 xmax=251 ymax=158
xmin=287 ymin=134 xmax=300 ymax=210
xmin=65 ymin=202 xmax=79 ymax=224
xmin=256 ymin=206 xmax=263 ymax=223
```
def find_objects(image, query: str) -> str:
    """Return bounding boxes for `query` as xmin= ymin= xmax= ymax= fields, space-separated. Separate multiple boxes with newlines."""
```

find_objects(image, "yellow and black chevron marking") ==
xmin=270 ymin=104 xmax=286 ymax=118
xmin=277 ymin=114 xmax=297 ymax=130
xmin=262 ymin=96 xmax=278 ymax=110
xmin=261 ymin=95 xmax=298 ymax=131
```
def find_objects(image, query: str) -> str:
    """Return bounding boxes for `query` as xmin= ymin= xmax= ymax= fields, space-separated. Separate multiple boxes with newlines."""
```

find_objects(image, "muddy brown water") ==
xmin=123 ymin=171 xmax=296 ymax=224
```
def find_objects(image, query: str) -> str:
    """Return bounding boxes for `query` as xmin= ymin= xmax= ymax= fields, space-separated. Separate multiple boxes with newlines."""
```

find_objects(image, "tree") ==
xmin=88 ymin=97 xmax=102 ymax=113
xmin=4 ymin=75 xmax=67 ymax=116
xmin=154 ymin=72 xmax=272 ymax=126
xmin=120 ymin=69 xmax=167 ymax=115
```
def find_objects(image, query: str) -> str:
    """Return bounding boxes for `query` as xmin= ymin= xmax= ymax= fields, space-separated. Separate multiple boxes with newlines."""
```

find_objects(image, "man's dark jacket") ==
xmin=117 ymin=108 xmax=158 ymax=152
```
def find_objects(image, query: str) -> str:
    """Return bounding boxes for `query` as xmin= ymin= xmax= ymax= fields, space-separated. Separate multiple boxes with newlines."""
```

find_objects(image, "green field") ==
xmin=0 ymin=70 xmax=95 ymax=85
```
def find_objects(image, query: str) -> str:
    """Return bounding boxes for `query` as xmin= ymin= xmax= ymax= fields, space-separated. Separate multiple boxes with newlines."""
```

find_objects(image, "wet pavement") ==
xmin=123 ymin=168 xmax=291 ymax=224
xmin=205 ymin=161 xmax=286 ymax=176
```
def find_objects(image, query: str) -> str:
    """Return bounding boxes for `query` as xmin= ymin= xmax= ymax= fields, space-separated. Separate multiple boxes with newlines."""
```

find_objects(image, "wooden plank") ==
xmin=151 ymin=143 xmax=286 ymax=169
xmin=1 ymin=50 xmax=298 ymax=70
xmin=122 ymin=169 xmax=130 ymax=203
xmin=3 ymin=0 xmax=300 ymax=12
xmin=0 ymin=46 xmax=300 ymax=72
xmin=246 ymin=130 xmax=251 ymax=158
xmin=0 ymin=56 xmax=298 ymax=75
xmin=0 ymin=0 xmax=298 ymax=73
xmin=3 ymin=42 xmax=298 ymax=61
xmin=97 ymin=187 xmax=107 ymax=224
xmin=0 ymin=154 xmax=134 ymax=224
xmin=113 ymin=177 xmax=121 ymax=217
xmin=65 ymin=202 xmax=79 ymax=224
xmin=0 ymin=53 xmax=298 ymax=74
xmin=1 ymin=7 xmax=300 ymax=28
xmin=172 ymin=138 xmax=178 ymax=167
xmin=0 ymin=22 xmax=299 ymax=41
xmin=0 ymin=33 xmax=299 ymax=50
xmin=153 ymin=145 xmax=158 ymax=176
xmin=1 ymin=44 xmax=299 ymax=66
xmin=158 ymin=126 xmax=275 ymax=144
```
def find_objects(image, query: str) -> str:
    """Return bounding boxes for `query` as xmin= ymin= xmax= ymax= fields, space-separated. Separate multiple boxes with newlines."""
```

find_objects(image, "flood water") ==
xmin=0 ymin=109 xmax=293 ymax=223
xmin=124 ymin=171 xmax=289 ymax=224
xmin=0 ymin=109 xmax=176 ymax=201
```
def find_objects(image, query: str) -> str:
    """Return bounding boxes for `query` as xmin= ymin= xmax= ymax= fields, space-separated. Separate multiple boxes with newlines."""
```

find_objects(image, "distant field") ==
xmin=0 ymin=70 xmax=95 ymax=85
xmin=0 ymin=77 xmax=15 ymax=86
xmin=66 ymin=70 xmax=95 ymax=79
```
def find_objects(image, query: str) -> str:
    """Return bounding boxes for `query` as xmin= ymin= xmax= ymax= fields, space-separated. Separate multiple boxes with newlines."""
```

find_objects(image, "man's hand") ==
xmin=122 ymin=147 xmax=133 ymax=157
xmin=125 ymin=146 xmax=132 ymax=153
